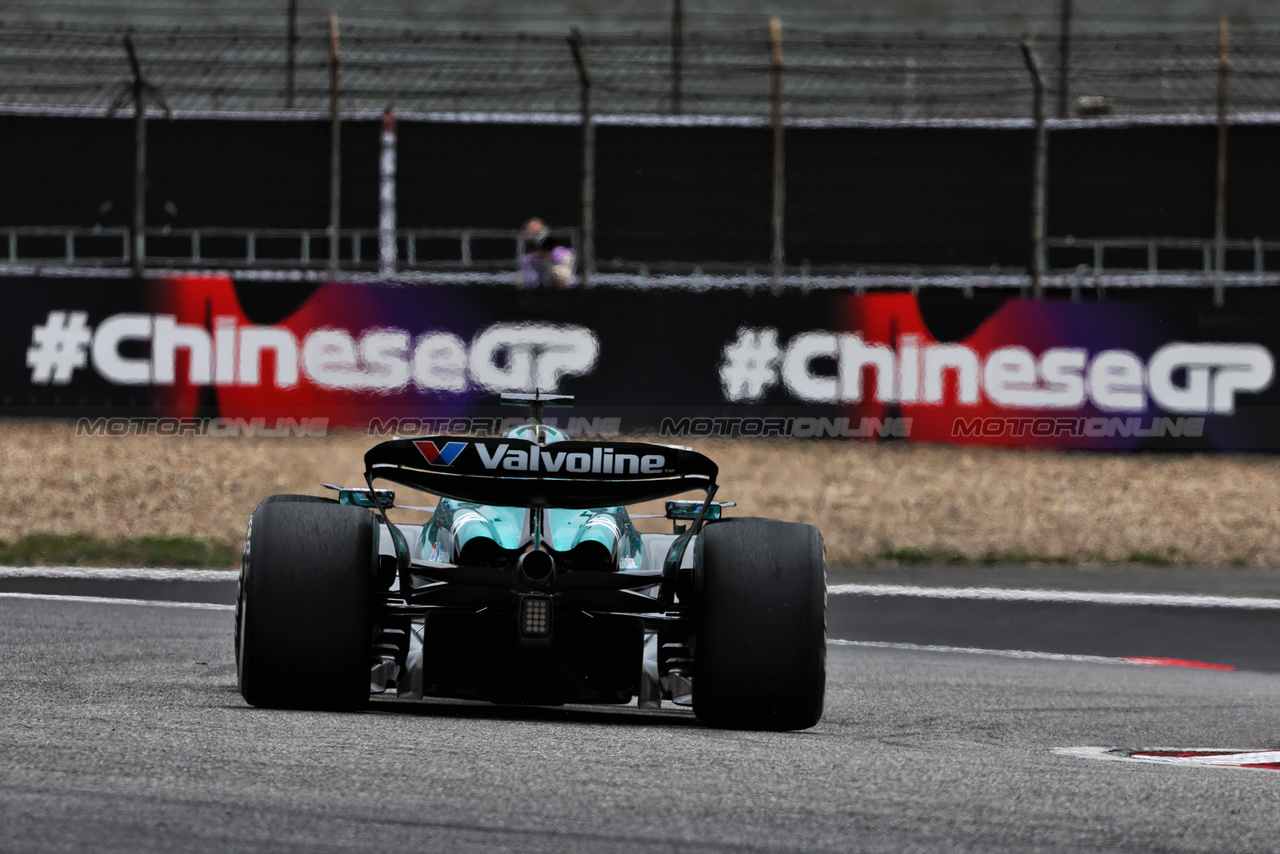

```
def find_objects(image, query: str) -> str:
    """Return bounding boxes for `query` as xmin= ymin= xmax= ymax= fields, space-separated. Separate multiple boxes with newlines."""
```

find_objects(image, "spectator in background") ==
xmin=519 ymin=217 xmax=576 ymax=288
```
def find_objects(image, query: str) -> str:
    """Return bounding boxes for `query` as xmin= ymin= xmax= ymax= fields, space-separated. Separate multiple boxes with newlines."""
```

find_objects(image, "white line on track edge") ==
xmin=0 ymin=566 xmax=236 ymax=582
xmin=4 ymin=570 xmax=1274 ymax=611
xmin=829 ymin=583 xmax=1280 ymax=610
xmin=0 ymin=591 xmax=234 ymax=611
xmin=828 ymin=638 xmax=1228 ymax=669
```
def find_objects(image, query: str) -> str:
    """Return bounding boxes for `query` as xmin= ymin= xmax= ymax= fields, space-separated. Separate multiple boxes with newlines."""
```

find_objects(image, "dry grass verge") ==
xmin=2 ymin=421 xmax=1278 ymax=567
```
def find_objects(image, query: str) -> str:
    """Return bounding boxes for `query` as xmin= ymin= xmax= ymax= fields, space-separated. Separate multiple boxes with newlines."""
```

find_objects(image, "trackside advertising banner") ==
xmin=7 ymin=274 xmax=1280 ymax=450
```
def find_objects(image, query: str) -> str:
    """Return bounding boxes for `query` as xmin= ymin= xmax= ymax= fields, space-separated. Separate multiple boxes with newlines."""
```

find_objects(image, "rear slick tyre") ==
xmin=693 ymin=517 xmax=826 ymax=731
xmin=236 ymin=498 xmax=376 ymax=710
xmin=255 ymin=494 xmax=337 ymax=506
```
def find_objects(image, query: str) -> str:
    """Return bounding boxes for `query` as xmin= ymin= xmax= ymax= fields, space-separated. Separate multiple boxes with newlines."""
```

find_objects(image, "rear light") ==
xmin=519 ymin=595 xmax=553 ymax=639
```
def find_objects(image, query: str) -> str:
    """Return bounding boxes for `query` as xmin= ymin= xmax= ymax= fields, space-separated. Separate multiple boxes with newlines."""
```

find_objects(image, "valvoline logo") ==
xmin=414 ymin=440 xmax=467 ymax=467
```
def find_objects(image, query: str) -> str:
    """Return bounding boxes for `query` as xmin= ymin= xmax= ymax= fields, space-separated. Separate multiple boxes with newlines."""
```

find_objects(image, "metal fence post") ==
xmin=769 ymin=16 xmax=785 ymax=289
xmin=328 ymin=10 xmax=342 ymax=276
xmin=1214 ymin=17 xmax=1230 ymax=308
xmin=107 ymin=31 xmax=168 ymax=278
xmin=128 ymin=34 xmax=147 ymax=278
xmin=569 ymin=27 xmax=595 ymax=287
xmin=106 ymin=31 xmax=170 ymax=278
xmin=1021 ymin=34 xmax=1048 ymax=299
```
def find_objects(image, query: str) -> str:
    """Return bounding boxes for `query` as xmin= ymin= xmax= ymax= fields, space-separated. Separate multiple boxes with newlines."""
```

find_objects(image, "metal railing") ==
xmin=1 ymin=225 xmax=578 ymax=273
xmin=1047 ymin=235 xmax=1278 ymax=275
xmin=5 ymin=226 xmax=1280 ymax=292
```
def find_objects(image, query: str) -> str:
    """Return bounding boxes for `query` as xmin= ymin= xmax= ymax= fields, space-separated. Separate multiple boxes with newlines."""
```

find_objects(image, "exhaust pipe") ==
xmin=517 ymin=548 xmax=555 ymax=590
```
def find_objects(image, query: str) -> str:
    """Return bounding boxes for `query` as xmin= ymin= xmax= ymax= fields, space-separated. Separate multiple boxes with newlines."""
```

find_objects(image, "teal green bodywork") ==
xmin=421 ymin=500 xmax=644 ymax=571
xmin=419 ymin=423 xmax=645 ymax=570
xmin=548 ymin=506 xmax=645 ymax=571
xmin=421 ymin=501 xmax=524 ymax=561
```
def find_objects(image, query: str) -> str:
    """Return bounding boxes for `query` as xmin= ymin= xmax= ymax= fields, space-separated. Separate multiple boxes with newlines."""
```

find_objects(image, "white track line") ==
xmin=0 ymin=566 xmax=236 ymax=582
xmin=7 ymin=569 xmax=1276 ymax=615
xmin=0 ymin=591 xmax=233 ymax=610
xmin=829 ymin=583 xmax=1280 ymax=610
xmin=1 ymin=595 xmax=1232 ymax=664
xmin=828 ymin=639 xmax=1233 ymax=670
xmin=830 ymin=638 xmax=1134 ymax=665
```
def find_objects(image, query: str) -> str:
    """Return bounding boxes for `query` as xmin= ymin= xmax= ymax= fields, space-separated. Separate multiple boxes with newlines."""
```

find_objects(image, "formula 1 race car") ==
xmin=234 ymin=394 xmax=827 ymax=730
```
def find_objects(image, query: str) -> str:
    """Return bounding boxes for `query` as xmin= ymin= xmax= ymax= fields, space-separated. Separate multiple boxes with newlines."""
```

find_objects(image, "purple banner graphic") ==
xmin=9 ymin=275 xmax=1280 ymax=450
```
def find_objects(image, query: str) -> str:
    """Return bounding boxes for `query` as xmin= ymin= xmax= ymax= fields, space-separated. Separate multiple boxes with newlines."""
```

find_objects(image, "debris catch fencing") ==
xmin=4 ymin=18 xmax=1280 ymax=119
xmin=5 ymin=13 xmax=1280 ymax=293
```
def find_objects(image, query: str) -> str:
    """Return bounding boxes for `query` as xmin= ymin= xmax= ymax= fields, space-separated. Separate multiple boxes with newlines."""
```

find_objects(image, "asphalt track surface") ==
xmin=4 ymin=565 xmax=1280 ymax=853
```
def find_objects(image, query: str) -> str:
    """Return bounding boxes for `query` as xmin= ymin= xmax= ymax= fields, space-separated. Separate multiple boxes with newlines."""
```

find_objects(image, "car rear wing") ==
xmin=364 ymin=436 xmax=718 ymax=509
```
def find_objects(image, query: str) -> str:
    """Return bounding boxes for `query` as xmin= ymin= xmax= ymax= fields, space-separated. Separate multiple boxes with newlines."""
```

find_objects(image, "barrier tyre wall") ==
xmin=236 ymin=497 xmax=376 ymax=710
xmin=693 ymin=517 xmax=827 ymax=731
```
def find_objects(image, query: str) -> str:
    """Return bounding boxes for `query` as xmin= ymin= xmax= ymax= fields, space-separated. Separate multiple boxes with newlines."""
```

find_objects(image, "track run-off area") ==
xmin=4 ymin=564 xmax=1280 ymax=853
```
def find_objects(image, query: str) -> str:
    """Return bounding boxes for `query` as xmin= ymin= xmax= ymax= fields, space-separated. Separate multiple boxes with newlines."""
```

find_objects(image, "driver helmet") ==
xmin=503 ymin=423 xmax=569 ymax=444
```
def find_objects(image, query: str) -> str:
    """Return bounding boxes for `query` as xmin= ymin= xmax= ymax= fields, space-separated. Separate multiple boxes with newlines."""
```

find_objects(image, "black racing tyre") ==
xmin=255 ymin=494 xmax=338 ymax=506
xmin=233 ymin=494 xmax=338 ymax=670
xmin=236 ymin=499 xmax=377 ymax=710
xmin=693 ymin=517 xmax=827 ymax=731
